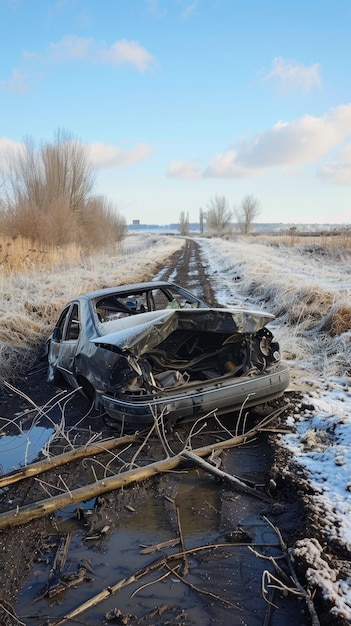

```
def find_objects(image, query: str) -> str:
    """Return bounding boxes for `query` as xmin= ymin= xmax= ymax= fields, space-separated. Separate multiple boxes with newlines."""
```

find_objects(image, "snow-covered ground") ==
xmin=197 ymin=236 xmax=351 ymax=621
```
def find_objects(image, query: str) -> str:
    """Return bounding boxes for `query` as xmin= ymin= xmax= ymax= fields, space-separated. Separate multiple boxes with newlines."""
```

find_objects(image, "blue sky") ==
xmin=1 ymin=0 xmax=351 ymax=226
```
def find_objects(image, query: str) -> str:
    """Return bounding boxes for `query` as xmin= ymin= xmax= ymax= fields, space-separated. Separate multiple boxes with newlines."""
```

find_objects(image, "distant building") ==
xmin=132 ymin=220 xmax=140 ymax=225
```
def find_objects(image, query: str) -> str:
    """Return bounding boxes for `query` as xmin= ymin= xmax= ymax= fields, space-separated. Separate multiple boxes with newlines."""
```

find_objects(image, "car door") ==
xmin=48 ymin=303 xmax=81 ymax=387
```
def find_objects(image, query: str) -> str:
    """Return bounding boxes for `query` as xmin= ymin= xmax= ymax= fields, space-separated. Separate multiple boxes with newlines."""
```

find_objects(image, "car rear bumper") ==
xmin=100 ymin=365 xmax=290 ymax=430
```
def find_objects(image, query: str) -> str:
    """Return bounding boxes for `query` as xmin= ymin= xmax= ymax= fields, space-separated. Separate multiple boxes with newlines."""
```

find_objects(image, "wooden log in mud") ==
xmin=0 ymin=433 xmax=139 ymax=489
xmin=181 ymin=449 xmax=271 ymax=502
xmin=0 ymin=406 xmax=287 ymax=530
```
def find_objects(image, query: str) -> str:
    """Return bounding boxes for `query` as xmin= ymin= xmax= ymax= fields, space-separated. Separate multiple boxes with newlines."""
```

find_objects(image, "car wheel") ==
xmin=76 ymin=376 xmax=96 ymax=403
xmin=52 ymin=368 xmax=63 ymax=385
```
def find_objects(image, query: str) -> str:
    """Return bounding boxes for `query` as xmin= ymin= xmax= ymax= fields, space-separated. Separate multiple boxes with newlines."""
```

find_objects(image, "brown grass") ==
xmin=257 ymin=232 xmax=351 ymax=248
xmin=325 ymin=307 xmax=351 ymax=336
xmin=0 ymin=235 xmax=83 ymax=274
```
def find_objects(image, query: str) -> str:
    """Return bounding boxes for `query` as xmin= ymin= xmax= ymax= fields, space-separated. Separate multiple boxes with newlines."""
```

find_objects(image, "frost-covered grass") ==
xmin=199 ymin=236 xmax=351 ymax=381
xmin=0 ymin=235 xmax=84 ymax=273
xmin=198 ymin=235 xmax=351 ymax=621
xmin=0 ymin=234 xmax=184 ymax=379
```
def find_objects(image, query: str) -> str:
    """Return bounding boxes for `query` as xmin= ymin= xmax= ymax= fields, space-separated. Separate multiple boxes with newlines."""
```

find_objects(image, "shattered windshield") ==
xmin=93 ymin=286 xmax=201 ymax=324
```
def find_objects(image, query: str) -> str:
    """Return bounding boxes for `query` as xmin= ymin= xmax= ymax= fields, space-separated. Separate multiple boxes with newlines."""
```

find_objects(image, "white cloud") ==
xmin=203 ymin=150 xmax=263 ymax=178
xmin=144 ymin=0 xmax=167 ymax=17
xmin=0 ymin=136 xmax=152 ymax=172
xmin=317 ymin=162 xmax=351 ymax=185
xmin=0 ymin=68 xmax=29 ymax=94
xmin=264 ymin=56 xmax=322 ymax=92
xmin=144 ymin=0 xmax=197 ymax=19
xmin=317 ymin=142 xmax=351 ymax=185
xmin=49 ymin=35 xmax=94 ymax=61
xmin=98 ymin=39 xmax=155 ymax=72
xmin=167 ymin=160 xmax=201 ymax=179
xmin=88 ymin=141 xmax=153 ymax=169
xmin=180 ymin=2 xmax=199 ymax=19
xmin=0 ymin=137 xmax=24 ymax=169
xmin=170 ymin=104 xmax=351 ymax=181
xmin=33 ymin=35 xmax=155 ymax=72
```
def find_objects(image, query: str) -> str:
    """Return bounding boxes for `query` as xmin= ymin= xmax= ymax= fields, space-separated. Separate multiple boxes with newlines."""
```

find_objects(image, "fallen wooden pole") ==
xmin=0 ymin=434 xmax=139 ymax=489
xmin=0 ymin=406 xmax=287 ymax=530
xmin=181 ymin=450 xmax=271 ymax=502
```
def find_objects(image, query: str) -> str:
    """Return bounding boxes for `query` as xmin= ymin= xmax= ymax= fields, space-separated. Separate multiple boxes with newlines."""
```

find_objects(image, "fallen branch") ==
xmin=140 ymin=537 xmax=180 ymax=554
xmin=36 ymin=533 xmax=72 ymax=600
xmin=0 ymin=433 xmax=139 ymax=489
xmin=250 ymin=516 xmax=321 ymax=626
xmin=165 ymin=563 xmax=240 ymax=610
xmin=48 ymin=542 xmax=242 ymax=626
xmin=176 ymin=506 xmax=189 ymax=575
xmin=0 ymin=406 xmax=287 ymax=530
xmin=181 ymin=450 xmax=271 ymax=502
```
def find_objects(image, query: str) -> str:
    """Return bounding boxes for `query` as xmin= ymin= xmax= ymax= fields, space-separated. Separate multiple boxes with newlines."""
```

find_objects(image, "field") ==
xmin=1 ymin=232 xmax=351 ymax=623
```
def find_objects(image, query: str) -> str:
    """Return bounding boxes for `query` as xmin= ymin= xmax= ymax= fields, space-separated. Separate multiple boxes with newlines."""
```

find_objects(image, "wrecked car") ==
xmin=47 ymin=281 xmax=290 ymax=430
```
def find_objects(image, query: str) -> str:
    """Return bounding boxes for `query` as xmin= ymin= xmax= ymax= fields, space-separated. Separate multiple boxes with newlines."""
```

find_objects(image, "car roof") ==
xmin=68 ymin=281 xmax=187 ymax=303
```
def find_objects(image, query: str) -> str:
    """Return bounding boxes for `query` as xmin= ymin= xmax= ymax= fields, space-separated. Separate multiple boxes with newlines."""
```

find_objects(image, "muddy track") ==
xmin=153 ymin=237 xmax=219 ymax=306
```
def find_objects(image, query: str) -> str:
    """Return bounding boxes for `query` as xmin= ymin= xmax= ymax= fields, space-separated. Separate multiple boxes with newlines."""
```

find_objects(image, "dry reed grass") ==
xmin=257 ymin=231 xmax=351 ymax=249
xmin=323 ymin=306 xmax=351 ymax=336
xmin=0 ymin=235 xmax=83 ymax=274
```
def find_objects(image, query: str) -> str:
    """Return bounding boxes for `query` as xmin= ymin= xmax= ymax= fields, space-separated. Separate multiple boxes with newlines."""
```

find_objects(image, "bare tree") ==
xmin=288 ymin=226 xmax=298 ymax=246
xmin=235 ymin=194 xmax=261 ymax=234
xmin=84 ymin=196 xmax=126 ymax=247
xmin=199 ymin=207 xmax=205 ymax=234
xmin=206 ymin=194 xmax=232 ymax=234
xmin=178 ymin=210 xmax=189 ymax=236
xmin=0 ymin=129 xmax=126 ymax=248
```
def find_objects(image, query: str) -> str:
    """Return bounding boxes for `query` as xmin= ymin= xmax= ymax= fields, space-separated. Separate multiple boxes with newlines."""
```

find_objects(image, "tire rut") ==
xmin=154 ymin=238 xmax=219 ymax=306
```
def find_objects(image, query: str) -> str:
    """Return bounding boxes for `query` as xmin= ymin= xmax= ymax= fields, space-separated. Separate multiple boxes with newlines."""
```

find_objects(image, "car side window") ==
xmin=65 ymin=304 xmax=80 ymax=340
xmin=53 ymin=306 xmax=70 ymax=341
xmin=150 ymin=288 xmax=171 ymax=309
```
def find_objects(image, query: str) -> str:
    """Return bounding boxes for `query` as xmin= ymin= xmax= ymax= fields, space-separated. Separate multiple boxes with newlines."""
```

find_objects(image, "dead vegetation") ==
xmin=0 ymin=404 xmax=288 ymax=530
xmin=0 ymin=235 xmax=83 ymax=274
xmin=323 ymin=306 xmax=351 ymax=336
xmin=258 ymin=231 xmax=351 ymax=249
xmin=0 ymin=129 xmax=126 ymax=250
xmin=200 ymin=235 xmax=351 ymax=378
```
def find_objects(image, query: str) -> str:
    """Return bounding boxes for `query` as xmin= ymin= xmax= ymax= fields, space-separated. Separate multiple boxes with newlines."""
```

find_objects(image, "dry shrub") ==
xmin=301 ymin=429 xmax=329 ymax=451
xmin=0 ymin=312 xmax=44 ymax=347
xmin=325 ymin=307 xmax=351 ymax=336
xmin=282 ymin=288 xmax=335 ymax=328
xmin=0 ymin=343 xmax=36 ymax=382
xmin=0 ymin=130 xmax=126 ymax=251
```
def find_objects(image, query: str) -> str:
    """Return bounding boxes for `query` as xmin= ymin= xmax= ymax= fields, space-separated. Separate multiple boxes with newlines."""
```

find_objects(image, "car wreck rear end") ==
xmin=91 ymin=307 xmax=289 ymax=430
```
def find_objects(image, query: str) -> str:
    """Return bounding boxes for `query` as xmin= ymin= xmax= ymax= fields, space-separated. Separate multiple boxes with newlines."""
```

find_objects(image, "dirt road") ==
xmin=0 ymin=239 xmax=343 ymax=625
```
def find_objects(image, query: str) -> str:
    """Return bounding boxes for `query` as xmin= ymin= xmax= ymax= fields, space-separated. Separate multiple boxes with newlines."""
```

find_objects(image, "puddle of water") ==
xmin=0 ymin=426 xmax=54 ymax=475
xmin=14 ymin=445 xmax=310 ymax=626
xmin=15 ymin=476 xmax=220 ymax=626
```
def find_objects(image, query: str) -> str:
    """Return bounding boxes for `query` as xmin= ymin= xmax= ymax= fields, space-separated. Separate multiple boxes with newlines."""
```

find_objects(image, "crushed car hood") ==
xmin=92 ymin=307 xmax=276 ymax=356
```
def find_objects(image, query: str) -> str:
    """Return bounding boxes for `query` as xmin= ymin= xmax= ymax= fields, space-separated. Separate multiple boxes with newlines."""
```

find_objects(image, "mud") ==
xmin=0 ymin=238 xmax=348 ymax=626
